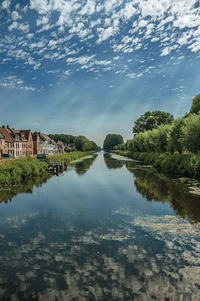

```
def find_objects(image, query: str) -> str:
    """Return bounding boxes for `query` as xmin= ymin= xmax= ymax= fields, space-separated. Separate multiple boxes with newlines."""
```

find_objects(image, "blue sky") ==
xmin=0 ymin=0 xmax=200 ymax=145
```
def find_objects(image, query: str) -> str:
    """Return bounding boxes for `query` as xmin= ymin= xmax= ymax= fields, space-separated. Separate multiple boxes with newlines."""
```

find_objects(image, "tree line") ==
xmin=113 ymin=94 xmax=200 ymax=154
xmin=49 ymin=134 xmax=100 ymax=152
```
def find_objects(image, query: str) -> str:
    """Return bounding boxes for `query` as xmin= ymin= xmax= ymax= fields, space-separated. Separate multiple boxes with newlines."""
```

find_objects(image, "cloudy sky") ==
xmin=1 ymin=0 xmax=200 ymax=145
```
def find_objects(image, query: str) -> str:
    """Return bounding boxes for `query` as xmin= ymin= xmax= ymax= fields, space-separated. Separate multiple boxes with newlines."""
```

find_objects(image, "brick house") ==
xmin=2 ymin=126 xmax=33 ymax=157
xmin=0 ymin=127 xmax=15 ymax=156
xmin=33 ymin=132 xmax=58 ymax=155
xmin=19 ymin=130 xmax=33 ymax=156
xmin=5 ymin=127 xmax=22 ymax=158
xmin=32 ymin=132 xmax=44 ymax=155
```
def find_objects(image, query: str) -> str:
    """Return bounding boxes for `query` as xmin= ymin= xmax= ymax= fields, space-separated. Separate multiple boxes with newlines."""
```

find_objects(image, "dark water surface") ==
xmin=0 ymin=152 xmax=200 ymax=300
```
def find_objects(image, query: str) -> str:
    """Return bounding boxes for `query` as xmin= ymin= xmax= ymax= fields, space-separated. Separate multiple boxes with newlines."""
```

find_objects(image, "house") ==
xmin=32 ymin=132 xmax=58 ymax=155
xmin=32 ymin=132 xmax=43 ymax=155
xmin=2 ymin=126 xmax=33 ymax=157
xmin=0 ymin=133 xmax=6 ymax=158
xmin=0 ymin=126 xmax=15 ymax=156
xmin=19 ymin=130 xmax=33 ymax=156
xmin=5 ymin=127 xmax=23 ymax=157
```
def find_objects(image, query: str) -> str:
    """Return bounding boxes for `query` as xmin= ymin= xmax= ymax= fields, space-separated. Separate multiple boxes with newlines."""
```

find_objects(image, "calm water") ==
xmin=0 ymin=152 xmax=200 ymax=301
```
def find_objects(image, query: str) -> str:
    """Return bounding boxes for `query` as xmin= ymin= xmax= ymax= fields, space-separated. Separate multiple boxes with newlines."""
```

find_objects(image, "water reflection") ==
xmin=103 ymin=153 xmax=125 ymax=169
xmin=125 ymin=161 xmax=200 ymax=223
xmin=1 ymin=211 xmax=200 ymax=300
xmin=72 ymin=154 xmax=98 ymax=175
xmin=0 ymin=154 xmax=98 ymax=206
xmin=0 ymin=152 xmax=200 ymax=300
xmin=0 ymin=175 xmax=51 ymax=205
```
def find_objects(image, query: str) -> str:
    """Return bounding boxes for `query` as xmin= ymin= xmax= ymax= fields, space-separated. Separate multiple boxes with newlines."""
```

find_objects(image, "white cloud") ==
xmin=11 ymin=11 xmax=22 ymax=20
xmin=80 ymin=0 xmax=96 ymax=15
xmin=97 ymin=25 xmax=118 ymax=43
xmin=160 ymin=47 xmax=172 ymax=56
xmin=138 ymin=19 xmax=148 ymax=28
xmin=1 ymin=0 xmax=11 ymax=10
xmin=8 ymin=22 xmax=29 ymax=32
xmin=36 ymin=16 xmax=49 ymax=26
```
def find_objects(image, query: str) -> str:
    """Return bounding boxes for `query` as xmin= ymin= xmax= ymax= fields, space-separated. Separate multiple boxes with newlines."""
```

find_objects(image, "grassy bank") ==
xmin=0 ymin=157 xmax=48 ymax=187
xmin=113 ymin=150 xmax=200 ymax=179
xmin=0 ymin=151 xmax=95 ymax=188
xmin=46 ymin=151 xmax=95 ymax=164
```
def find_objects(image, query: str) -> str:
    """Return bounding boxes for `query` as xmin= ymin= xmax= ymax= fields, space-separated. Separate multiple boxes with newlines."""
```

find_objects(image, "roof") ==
xmin=57 ymin=141 xmax=65 ymax=145
xmin=40 ymin=132 xmax=57 ymax=145
xmin=0 ymin=127 xmax=14 ymax=143
xmin=19 ymin=130 xmax=32 ymax=140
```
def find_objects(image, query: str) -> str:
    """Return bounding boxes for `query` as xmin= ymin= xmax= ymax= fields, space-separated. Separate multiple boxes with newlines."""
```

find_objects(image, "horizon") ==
xmin=1 ymin=0 xmax=200 ymax=146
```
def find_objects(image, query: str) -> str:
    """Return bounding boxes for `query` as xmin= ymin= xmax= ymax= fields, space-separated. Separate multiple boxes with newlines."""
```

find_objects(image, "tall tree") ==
xmin=190 ymin=94 xmax=200 ymax=114
xmin=103 ymin=134 xmax=123 ymax=150
xmin=133 ymin=111 xmax=174 ymax=135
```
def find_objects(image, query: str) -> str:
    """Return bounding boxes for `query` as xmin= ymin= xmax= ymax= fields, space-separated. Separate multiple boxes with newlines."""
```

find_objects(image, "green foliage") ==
xmin=48 ymin=134 xmax=100 ymax=151
xmin=46 ymin=151 xmax=95 ymax=164
xmin=103 ymin=134 xmax=123 ymax=150
xmin=167 ymin=118 xmax=184 ymax=153
xmin=133 ymin=110 xmax=174 ymax=135
xmin=181 ymin=113 xmax=200 ymax=153
xmin=0 ymin=158 xmax=48 ymax=187
xmin=114 ymin=150 xmax=200 ymax=179
xmin=0 ymin=152 xmax=95 ymax=189
xmin=48 ymin=134 xmax=75 ymax=145
xmin=74 ymin=136 xmax=99 ymax=151
xmin=190 ymin=94 xmax=200 ymax=114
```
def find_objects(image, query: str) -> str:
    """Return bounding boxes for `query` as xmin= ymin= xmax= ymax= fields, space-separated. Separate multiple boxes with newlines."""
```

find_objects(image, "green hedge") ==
xmin=113 ymin=150 xmax=200 ymax=179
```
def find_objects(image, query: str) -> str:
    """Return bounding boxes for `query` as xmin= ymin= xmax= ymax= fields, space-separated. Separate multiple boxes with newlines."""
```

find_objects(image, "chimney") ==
xmin=7 ymin=125 xmax=9 ymax=128
xmin=2 ymin=125 xmax=5 ymax=128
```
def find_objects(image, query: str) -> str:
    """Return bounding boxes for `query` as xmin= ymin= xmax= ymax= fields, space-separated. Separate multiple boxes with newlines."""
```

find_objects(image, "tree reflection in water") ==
xmin=126 ymin=161 xmax=200 ymax=223
xmin=103 ymin=153 xmax=125 ymax=169
xmin=0 ymin=175 xmax=52 ymax=205
xmin=72 ymin=154 xmax=98 ymax=175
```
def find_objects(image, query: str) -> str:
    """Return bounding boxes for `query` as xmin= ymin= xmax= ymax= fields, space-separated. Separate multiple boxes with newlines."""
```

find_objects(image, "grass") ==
xmin=0 ymin=151 xmax=95 ymax=189
xmin=46 ymin=151 xmax=95 ymax=163
xmin=113 ymin=150 xmax=200 ymax=179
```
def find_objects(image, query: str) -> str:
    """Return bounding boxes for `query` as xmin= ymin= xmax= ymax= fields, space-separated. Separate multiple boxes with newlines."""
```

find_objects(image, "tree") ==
xmin=190 ymin=94 xmax=200 ymax=114
xmin=167 ymin=118 xmax=184 ymax=153
xmin=74 ymin=136 xmax=99 ymax=151
xmin=103 ymin=134 xmax=123 ymax=150
xmin=181 ymin=113 xmax=200 ymax=153
xmin=133 ymin=111 xmax=174 ymax=135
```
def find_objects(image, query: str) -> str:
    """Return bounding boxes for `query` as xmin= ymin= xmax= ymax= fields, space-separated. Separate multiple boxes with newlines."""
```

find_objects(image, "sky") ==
xmin=0 ymin=0 xmax=200 ymax=146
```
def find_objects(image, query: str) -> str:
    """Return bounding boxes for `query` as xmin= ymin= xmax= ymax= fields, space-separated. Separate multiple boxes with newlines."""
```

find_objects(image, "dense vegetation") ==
xmin=48 ymin=134 xmax=75 ymax=145
xmin=190 ymin=94 xmax=200 ymax=114
xmin=132 ymin=111 xmax=174 ymax=135
xmin=103 ymin=134 xmax=123 ymax=150
xmin=0 ymin=157 xmax=48 ymax=187
xmin=46 ymin=151 xmax=96 ymax=164
xmin=116 ymin=112 xmax=200 ymax=154
xmin=0 ymin=151 xmax=96 ymax=189
xmin=74 ymin=136 xmax=100 ymax=151
xmin=113 ymin=93 xmax=200 ymax=178
xmin=114 ymin=150 xmax=200 ymax=179
xmin=49 ymin=133 xmax=100 ymax=151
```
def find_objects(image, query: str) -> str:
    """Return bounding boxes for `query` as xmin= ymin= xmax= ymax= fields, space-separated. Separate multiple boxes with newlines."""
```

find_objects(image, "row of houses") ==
xmin=0 ymin=125 xmax=68 ymax=158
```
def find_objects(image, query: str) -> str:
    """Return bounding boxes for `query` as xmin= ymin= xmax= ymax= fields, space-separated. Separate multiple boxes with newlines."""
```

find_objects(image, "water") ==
xmin=0 ymin=152 xmax=200 ymax=300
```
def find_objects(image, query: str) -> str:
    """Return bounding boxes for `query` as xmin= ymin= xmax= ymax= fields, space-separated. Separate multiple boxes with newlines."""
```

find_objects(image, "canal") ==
xmin=0 ymin=151 xmax=200 ymax=300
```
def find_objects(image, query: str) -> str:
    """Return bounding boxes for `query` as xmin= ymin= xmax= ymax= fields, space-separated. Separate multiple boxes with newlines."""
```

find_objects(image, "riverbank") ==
xmin=0 ymin=151 xmax=95 ymax=188
xmin=112 ymin=150 xmax=200 ymax=179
